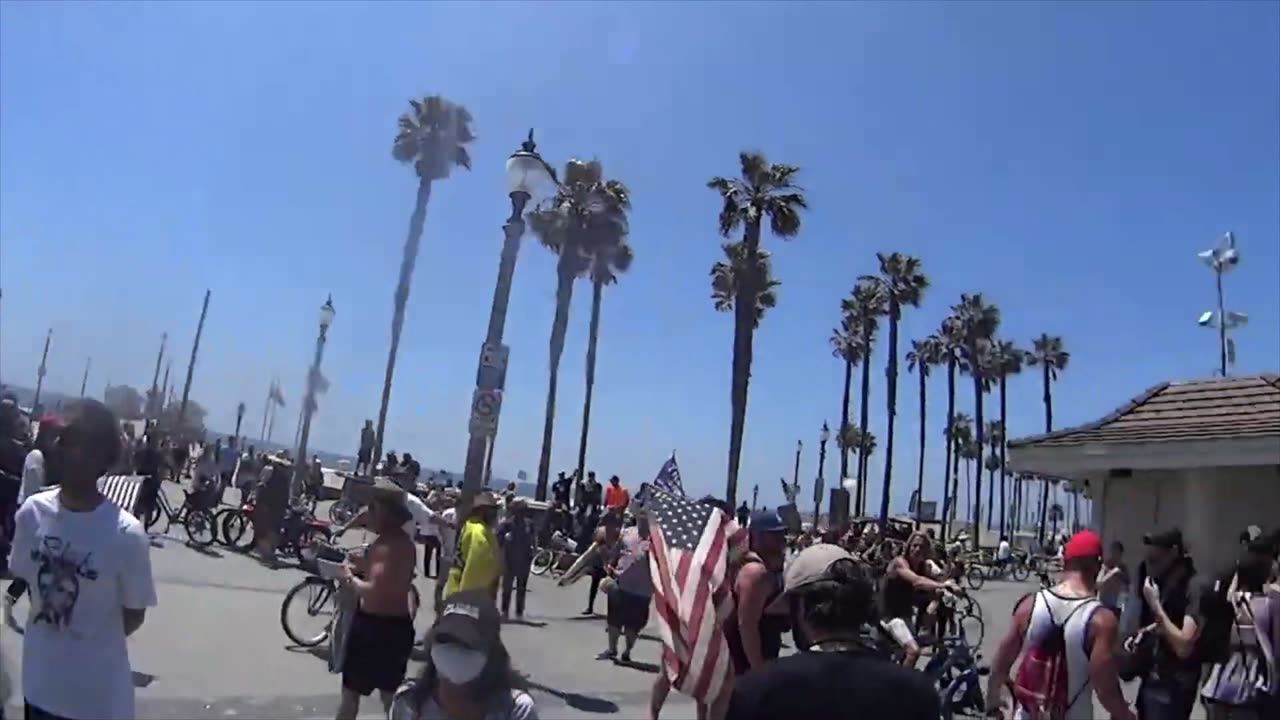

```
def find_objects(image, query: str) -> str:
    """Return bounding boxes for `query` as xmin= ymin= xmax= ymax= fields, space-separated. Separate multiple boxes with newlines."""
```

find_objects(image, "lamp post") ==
xmin=814 ymin=421 xmax=829 ymax=527
xmin=792 ymin=440 xmax=802 ymax=498
xmin=293 ymin=295 xmax=335 ymax=498
xmin=177 ymin=290 xmax=211 ymax=430
xmin=1197 ymin=232 xmax=1246 ymax=376
xmin=456 ymin=131 xmax=555 ymax=517
xmin=80 ymin=357 xmax=91 ymax=398
xmin=147 ymin=333 xmax=167 ymax=420
xmin=751 ymin=483 xmax=759 ymax=512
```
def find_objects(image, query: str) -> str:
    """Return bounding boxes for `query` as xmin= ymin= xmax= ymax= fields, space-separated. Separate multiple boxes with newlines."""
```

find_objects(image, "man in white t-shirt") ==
xmin=10 ymin=399 xmax=158 ymax=720
xmin=996 ymin=535 xmax=1013 ymax=568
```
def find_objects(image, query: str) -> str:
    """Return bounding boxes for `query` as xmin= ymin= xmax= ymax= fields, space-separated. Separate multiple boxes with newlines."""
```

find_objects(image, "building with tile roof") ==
xmin=1007 ymin=374 xmax=1280 ymax=572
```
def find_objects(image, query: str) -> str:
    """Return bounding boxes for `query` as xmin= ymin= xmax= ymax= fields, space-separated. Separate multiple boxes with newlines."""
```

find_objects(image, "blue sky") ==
xmin=2 ymin=2 xmax=1277 ymax=513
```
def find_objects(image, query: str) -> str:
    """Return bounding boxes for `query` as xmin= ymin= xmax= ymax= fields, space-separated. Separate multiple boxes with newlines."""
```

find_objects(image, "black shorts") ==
xmin=357 ymin=449 xmax=372 ymax=465
xmin=607 ymin=590 xmax=651 ymax=632
xmin=341 ymin=609 xmax=415 ymax=696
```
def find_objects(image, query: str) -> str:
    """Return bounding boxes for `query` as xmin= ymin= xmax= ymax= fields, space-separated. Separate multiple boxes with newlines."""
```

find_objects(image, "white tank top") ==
xmin=1014 ymin=589 xmax=1100 ymax=720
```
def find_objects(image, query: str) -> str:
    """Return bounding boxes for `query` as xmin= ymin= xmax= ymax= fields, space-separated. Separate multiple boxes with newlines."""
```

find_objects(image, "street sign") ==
xmin=468 ymin=388 xmax=502 ymax=436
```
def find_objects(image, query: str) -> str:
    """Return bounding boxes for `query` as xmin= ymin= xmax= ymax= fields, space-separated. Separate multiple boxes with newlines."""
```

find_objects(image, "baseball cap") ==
xmin=1063 ymin=530 xmax=1103 ymax=562
xmin=749 ymin=509 xmax=786 ymax=533
xmin=783 ymin=543 xmax=857 ymax=595
xmin=428 ymin=591 xmax=500 ymax=653
xmin=1143 ymin=528 xmax=1185 ymax=550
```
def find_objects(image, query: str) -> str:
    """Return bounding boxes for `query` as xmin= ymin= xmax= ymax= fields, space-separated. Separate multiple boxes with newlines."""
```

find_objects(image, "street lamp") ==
xmin=791 ymin=440 xmax=803 ymax=500
xmin=457 ymin=131 xmax=555 ymax=516
xmin=294 ymin=295 xmax=335 ymax=497
xmin=1197 ymin=232 xmax=1246 ymax=376
xmin=814 ymin=421 xmax=829 ymax=527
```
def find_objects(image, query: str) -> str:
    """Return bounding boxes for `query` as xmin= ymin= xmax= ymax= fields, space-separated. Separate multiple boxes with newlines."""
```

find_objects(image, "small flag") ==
xmin=646 ymin=484 xmax=745 ymax=706
xmin=651 ymin=454 xmax=684 ymax=497
xmin=304 ymin=367 xmax=330 ymax=414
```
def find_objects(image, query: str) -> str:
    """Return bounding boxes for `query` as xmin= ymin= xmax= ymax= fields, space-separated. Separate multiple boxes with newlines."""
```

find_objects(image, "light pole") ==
xmin=1197 ymin=232 xmax=1246 ymax=376
xmin=147 ymin=333 xmax=167 ymax=420
xmin=792 ymin=440 xmax=803 ymax=502
xmin=80 ymin=356 xmax=91 ymax=397
xmin=235 ymin=402 xmax=246 ymax=445
xmin=293 ymin=295 xmax=335 ymax=498
xmin=178 ymin=290 xmax=211 ymax=430
xmin=33 ymin=328 xmax=52 ymax=414
xmin=751 ymin=483 xmax=759 ymax=512
xmin=457 ymin=131 xmax=555 ymax=516
xmin=814 ymin=421 xmax=829 ymax=526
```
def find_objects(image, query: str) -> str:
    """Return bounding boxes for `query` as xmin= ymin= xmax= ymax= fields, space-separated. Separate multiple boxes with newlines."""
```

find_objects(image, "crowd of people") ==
xmin=1 ymin=393 xmax=1278 ymax=720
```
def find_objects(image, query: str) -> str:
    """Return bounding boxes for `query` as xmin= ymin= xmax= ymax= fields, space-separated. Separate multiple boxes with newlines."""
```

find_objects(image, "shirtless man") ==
xmin=335 ymin=479 xmax=417 ymax=720
xmin=880 ymin=532 xmax=956 ymax=668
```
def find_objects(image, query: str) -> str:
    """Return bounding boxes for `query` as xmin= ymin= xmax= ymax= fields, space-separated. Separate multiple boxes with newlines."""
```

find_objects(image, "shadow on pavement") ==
xmin=616 ymin=658 xmax=660 ymax=674
xmin=526 ymin=680 xmax=620 ymax=714
xmin=504 ymin=618 xmax=549 ymax=628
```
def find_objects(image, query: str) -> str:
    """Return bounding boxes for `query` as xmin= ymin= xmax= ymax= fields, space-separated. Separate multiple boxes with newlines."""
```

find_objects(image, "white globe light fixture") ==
xmin=319 ymin=294 xmax=336 ymax=331
xmin=505 ymin=130 xmax=555 ymax=197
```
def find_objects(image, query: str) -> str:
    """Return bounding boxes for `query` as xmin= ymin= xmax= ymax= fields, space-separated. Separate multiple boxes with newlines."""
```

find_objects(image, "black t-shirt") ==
xmin=1138 ymin=561 xmax=1208 ymax=689
xmin=727 ymin=648 xmax=939 ymax=720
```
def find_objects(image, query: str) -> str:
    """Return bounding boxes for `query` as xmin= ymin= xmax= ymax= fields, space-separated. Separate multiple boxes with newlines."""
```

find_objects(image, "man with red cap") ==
xmin=985 ymin=530 xmax=1135 ymax=720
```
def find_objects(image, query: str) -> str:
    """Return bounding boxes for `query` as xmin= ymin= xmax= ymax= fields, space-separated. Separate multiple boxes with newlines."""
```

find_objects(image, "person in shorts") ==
xmin=335 ymin=479 xmax=418 ymax=719
xmin=597 ymin=516 xmax=652 ymax=663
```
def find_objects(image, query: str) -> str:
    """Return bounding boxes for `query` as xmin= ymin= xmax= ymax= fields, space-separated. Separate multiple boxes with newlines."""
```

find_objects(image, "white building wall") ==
xmin=1098 ymin=466 xmax=1280 ymax=573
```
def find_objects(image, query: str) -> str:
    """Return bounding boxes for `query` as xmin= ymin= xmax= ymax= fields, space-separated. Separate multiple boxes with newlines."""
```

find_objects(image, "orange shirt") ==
xmin=605 ymin=484 xmax=630 ymax=510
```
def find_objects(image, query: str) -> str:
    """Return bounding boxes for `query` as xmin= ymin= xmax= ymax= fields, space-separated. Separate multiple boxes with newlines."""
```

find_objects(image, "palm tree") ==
xmin=861 ymin=253 xmax=929 ymax=528
xmin=375 ymin=95 xmax=474 ymax=462
xmin=830 ymin=314 xmax=866 ymax=512
xmin=958 ymin=438 xmax=981 ymax=528
xmin=843 ymin=280 xmax=886 ymax=515
xmin=943 ymin=412 xmax=973 ymax=533
xmin=939 ymin=317 xmax=964 ymax=541
xmin=984 ymin=419 xmax=1004 ymax=530
xmin=906 ymin=335 xmax=944 ymax=527
xmin=707 ymin=152 xmax=807 ymax=507
xmin=989 ymin=339 xmax=1023 ymax=536
xmin=528 ymin=159 xmax=631 ymax=500
xmin=574 ymin=225 xmax=635 ymax=483
xmin=1025 ymin=333 xmax=1070 ymax=543
xmin=951 ymin=293 xmax=1001 ymax=549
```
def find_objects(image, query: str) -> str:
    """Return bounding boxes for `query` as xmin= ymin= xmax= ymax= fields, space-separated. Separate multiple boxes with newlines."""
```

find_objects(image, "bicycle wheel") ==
xmin=965 ymin=564 xmax=986 ymax=591
xmin=183 ymin=508 xmax=218 ymax=547
xmin=281 ymin=577 xmax=337 ymax=647
xmin=530 ymin=549 xmax=555 ymax=576
xmin=222 ymin=510 xmax=254 ymax=552
xmin=294 ymin=526 xmax=332 ymax=565
xmin=328 ymin=500 xmax=357 ymax=525
xmin=1011 ymin=560 xmax=1030 ymax=582
xmin=958 ymin=611 xmax=985 ymax=649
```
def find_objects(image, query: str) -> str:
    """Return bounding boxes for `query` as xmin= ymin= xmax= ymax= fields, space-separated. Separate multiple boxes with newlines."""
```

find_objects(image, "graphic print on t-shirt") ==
xmin=30 ymin=535 xmax=99 ymax=628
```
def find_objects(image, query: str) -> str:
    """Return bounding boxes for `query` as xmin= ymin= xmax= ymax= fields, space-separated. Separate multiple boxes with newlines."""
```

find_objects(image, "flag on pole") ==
xmin=645 ymin=483 xmax=746 ymax=706
xmin=269 ymin=379 xmax=286 ymax=407
xmin=652 ymin=453 xmax=684 ymax=497
xmin=304 ymin=367 xmax=330 ymax=414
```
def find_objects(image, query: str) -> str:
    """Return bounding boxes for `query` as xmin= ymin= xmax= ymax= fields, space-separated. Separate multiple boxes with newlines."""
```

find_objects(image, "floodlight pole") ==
xmin=1215 ymin=269 xmax=1227 ymax=377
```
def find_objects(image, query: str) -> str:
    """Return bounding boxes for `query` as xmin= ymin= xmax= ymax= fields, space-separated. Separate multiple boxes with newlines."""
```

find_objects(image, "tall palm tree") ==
xmin=939 ymin=317 xmax=964 ymax=541
xmin=958 ymin=438 xmax=981 ymax=527
xmin=528 ymin=159 xmax=631 ymax=500
xmin=844 ymin=280 xmax=886 ymax=515
xmin=574 ymin=230 xmax=635 ymax=483
xmin=1025 ymin=333 xmax=1070 ymax=543
xmin=707 ymin=152 xmax=807 ymax=507
xmin=943 ymin=412 xmax=973 ymax=533
xmin=861 ymin=253 xmax=929 ymax=528
xmin=989 ymin=339 xmax=1023 ymax=536
xmin=830 ymin=314 xmax=866 ymax=510
xmin=906 ymin=335 xmax=944 ymax=527
xmin=376 ymin=95 xmax=474 ymax=462
xmin=952 ymin=293 xmax=1000 ymax=549
xmin=983 ymin=420 xmax=1003 ymax=530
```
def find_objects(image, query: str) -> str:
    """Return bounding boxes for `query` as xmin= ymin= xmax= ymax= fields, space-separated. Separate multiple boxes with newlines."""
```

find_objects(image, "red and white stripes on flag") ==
xmin=645 ymin=484 xmax=747 ymax=705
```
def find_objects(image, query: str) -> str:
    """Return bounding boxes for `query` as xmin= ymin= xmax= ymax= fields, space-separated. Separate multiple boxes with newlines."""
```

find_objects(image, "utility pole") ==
xmin=751 ymin=483 xmax=759 ymax=511
xmin=79 ymin=356 xmax=91 ymax=397
xmin=33 ymin=328 xmax=52 ymax=413
xmin=147 ymin=333 xmax=167 ymax=419
xmin=178 ymin=290 xmax=210 ymax=429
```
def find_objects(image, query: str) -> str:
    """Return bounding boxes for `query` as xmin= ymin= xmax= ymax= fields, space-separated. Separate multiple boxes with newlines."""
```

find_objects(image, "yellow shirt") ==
xmin=445 ymin=519 xmax=501 ymax=597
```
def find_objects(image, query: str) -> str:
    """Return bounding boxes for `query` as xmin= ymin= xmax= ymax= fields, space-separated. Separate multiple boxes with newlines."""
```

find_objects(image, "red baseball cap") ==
xmin=1063 ymin=530 xmax=1103 ymax=562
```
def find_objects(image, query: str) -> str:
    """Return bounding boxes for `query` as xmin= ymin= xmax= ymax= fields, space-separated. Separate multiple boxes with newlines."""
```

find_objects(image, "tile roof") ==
xmin=1007 ymin=374 xmax=1280 ymax=449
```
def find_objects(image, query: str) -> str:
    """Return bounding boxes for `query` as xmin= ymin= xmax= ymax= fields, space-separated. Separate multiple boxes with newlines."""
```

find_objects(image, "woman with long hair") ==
xmin=389 ymin=590 xmax=538 ymax=720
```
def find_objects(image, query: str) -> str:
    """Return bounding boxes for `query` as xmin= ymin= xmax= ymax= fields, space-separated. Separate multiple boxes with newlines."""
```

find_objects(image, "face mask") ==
xmin=431 ymin=642 xmax=487 ymax=685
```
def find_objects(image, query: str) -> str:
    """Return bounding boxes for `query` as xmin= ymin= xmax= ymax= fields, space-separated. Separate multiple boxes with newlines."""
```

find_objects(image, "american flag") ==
xmin=652 ymin=454 xmax=684 ymax=497
xmin=645 ymin=484 xmax=746 ymax=705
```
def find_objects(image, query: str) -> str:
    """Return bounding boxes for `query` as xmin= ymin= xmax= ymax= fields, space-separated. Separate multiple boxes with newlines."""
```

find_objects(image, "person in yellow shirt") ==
xmin=444 ymin=491 xmax=502 ymax=600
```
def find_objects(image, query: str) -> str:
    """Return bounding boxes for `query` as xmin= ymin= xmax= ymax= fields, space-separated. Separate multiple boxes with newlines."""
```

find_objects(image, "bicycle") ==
xmin=530 ymin=531 xmax=577 ymax=577
xmin=279 ymin=543 xmax=422 ymax=647
xmin=145 ymin=485 xmax=218 ymax=547
xmin=923 ymin=637 xmax=990 ymax=719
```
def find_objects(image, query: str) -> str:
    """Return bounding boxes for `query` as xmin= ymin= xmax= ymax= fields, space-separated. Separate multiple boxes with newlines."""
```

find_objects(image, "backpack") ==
xmin=1012 ymin=593 xmax=1094 ymax=719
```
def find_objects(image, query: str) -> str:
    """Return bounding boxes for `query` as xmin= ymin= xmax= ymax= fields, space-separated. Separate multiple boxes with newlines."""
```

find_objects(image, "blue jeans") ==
xmin=1138 ymin=680 xmax=1198 ymax=720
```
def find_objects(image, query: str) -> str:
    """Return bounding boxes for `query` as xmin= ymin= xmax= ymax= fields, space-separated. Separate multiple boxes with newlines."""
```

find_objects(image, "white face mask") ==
xmin=431 ymin=642 xmax=487 ymax=685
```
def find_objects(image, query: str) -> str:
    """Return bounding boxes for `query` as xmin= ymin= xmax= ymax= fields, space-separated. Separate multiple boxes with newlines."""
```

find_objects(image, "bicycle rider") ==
xmin=879 ymin=531 xmax=959 ymax=668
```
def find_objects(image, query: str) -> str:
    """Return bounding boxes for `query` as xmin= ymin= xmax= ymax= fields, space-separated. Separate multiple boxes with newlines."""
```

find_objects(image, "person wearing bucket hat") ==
xmin=444 ymin=491 xmax=502 ymax=600
xmin=726 ymin=544 xmax=939 ymax=720
xmin=334 ymin=477 xmax=418 ymax=719
xmin=388 ymin=591 xmax=538 ymax=720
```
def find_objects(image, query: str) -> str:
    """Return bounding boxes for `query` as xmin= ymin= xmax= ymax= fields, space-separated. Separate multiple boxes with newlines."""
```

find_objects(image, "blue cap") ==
xmin=749 ymin=509 xmax=786 ymax=533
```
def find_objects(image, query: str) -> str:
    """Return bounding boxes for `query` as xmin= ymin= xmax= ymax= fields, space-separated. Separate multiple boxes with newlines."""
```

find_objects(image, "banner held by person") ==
xmin=644 ymin=483 xmax=745 ymax=707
